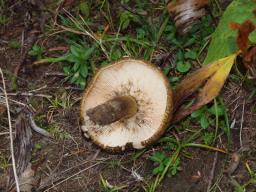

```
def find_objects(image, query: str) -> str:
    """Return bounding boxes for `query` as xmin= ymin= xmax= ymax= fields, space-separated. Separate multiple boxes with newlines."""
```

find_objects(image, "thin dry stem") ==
xmin=207 ymin=151 xmax=218 ymax=191
xmin=239 ymin=100 xmax=246 ymax=148
xmin=0 ymin=68 xmax=20 ymax=192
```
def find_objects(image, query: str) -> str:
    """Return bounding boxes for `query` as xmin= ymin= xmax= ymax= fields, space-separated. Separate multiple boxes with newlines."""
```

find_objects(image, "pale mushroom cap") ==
xmin=80 ymin=59 xmax=173 ymax=151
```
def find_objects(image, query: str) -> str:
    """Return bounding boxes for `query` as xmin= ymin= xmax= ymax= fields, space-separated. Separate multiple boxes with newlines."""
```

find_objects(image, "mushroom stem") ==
xmin=86 ymin=96 xmax=138 ymax=125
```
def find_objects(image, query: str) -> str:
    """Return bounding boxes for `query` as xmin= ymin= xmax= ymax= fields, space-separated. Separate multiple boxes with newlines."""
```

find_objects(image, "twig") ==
xmin=44 ymin=72 xmax=65 ymax=77
xmin=43 ymin=162 xmax=102 ymax=191
xmin=0 ymin=68 xmax=20 ymax=192
xmin=28 ymin=114 xmax=52 ymax=138
xmin=0 ymin=92 xmax=52 ymax=99
xmin=239 ymin=100 xmax=245 ymax=148
xmin=29 ymin=85 xmax=48 ymax=93
xmin=0 ymin=96 xmax=27 ymax=106
xmin=0 ymin=132 xmax=15 ymax=136
xmin=13 ymin=30 xmax=39 ymax=89
xmin=207 ymin=151 xmax=218 ymax=191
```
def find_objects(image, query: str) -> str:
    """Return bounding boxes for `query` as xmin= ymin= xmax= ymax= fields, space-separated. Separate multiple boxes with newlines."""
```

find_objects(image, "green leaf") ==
xmin=120 ymin=11 xmax=131 ymax=30
xmin=65 ymin=53 xmax=77 ymax=63
xmin=111 ymin=49 xmax=122 ymax=61
xmin=34 ymin=143 xmax=42 ymax=150
xmin=149 ymin=152 xmax=165 ymax=163
xmin=208 ymin=105 xmax=225 ymax=117
xmin=191 ymin=107 xmax=207 ymax=118
xmin=29 ymin=45 xmax=45 ymax=57
xmin=70 ymin=72 xmax=79 ymax=84
xmin=177 ymin=50 xmax=184 ymax=62
xmin=176 ymin=61 xmax=191 ymax=73
xmin=79 ymin=2 xmax=90 ymax=18
xmin=63 ymin=66 xmax=71 ymax=76
xmin=203 ymin=132 xmax=214 ymax=145
xmin=183 ymin=37 xmax=196 ymax=47
xmin=169 ymin=76 xmax=180 ymax=83
xmin=163 ymin=157 xmax=172 ymax=166
xmin=83 ymin=46 xmax=95 ymax=60
xmin=152 ymin=164 xmax=164 ymax=175
xmin=163 ymin=65 xmax=172 ymax=75
xmin=184 ymin=50 xmax=197 ymax=60
xmin=200 ymin=115 xmax=209 ymax=129
xmin=73 ymin=62 xmax=80 ymax=71
xmin=70 ymin=45 xmax=81 ymax=58
xmin=249 ymin=30 xmax=256 ymax=43
xmin=204 ymin=0 xmax=256 ymax=64
xmin=79 ymin=64 xmax=88 ymax=78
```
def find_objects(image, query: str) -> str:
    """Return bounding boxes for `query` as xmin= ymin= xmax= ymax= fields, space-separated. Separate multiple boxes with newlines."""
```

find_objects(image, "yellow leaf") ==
xmin=173 ymin=53 xmax=237 ymax=123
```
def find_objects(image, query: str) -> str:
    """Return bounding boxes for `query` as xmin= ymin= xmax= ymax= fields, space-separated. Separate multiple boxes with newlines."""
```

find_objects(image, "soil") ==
xmin=0 ymin=1 xmax=256 ymax=192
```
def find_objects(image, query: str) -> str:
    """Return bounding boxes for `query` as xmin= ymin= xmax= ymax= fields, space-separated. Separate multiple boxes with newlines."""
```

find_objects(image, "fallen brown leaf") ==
xmin=173 ymin=58 xmax=228 ymax=111
xmin=173 ymin=53 xmax=237 ymax=122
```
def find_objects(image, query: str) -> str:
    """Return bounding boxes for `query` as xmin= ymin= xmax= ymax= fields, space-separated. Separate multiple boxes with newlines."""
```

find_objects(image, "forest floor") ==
xmin=0 ymin=0 xmax=256 ymax=192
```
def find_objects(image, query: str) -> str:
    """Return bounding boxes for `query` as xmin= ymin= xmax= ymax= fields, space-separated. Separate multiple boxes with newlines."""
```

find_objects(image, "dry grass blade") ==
xmin=173 ymin=53 xmax=237 ymax=122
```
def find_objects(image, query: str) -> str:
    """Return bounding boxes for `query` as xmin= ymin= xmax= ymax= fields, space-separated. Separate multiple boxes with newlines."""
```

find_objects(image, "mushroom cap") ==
xmin=80 ymin=59 xmax=173 ymax=152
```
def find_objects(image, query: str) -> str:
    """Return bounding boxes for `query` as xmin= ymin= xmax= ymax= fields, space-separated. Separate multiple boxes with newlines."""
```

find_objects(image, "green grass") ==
xmin=34 ymin=115 xmax=71 ymax=140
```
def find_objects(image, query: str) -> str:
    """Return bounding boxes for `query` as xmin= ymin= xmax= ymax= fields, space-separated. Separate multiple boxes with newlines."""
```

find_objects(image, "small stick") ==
xmin=13 ymin=30 xmax=39 ymax=89
xmin=0 ymin=68 xmax=20 ymax=192
xmin=0 ymin=96 xmax=27 ymax=106
xmin=239 ymin=100 xmax=245 ymax=148
xmin=28 ymin=114 xmax=52 ymax=138
xmin=0 ymin=92 xmax=52 ymax=99
xmin=207 ymin=151 xmax=218 ymax=191
xmin=29 ymin=85 xmax=48 ymax=93
xmin=0 ymin=132 xmax=15 ymax=136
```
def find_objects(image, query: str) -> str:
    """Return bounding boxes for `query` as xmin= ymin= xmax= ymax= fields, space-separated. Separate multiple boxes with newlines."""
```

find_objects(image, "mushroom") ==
xmin=80 ymin=59 xmax=173 ymax=151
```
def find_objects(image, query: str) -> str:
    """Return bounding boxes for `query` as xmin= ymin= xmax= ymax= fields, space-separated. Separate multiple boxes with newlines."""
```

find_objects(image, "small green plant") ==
xmin=29 ymin=44 xmax=45 ymax=59
xmin=47 ymin=124 xmax=70 ymax=140
xmin=8 ymin=40 xmax=21 ymax=49
xmin=63 ymin=44 xmax=95 ymax=88
xmin=229 ymin=162 xmax=256 ymax=192
xmin=32 ymin=143 xmax=43 ymax=159
xmin=47 ymin=92 xmax=75 ymax=111
xmin=150 ymin=152 xmax=181 ymax=177
xmin=0 ymin=14 xmax=8 ymax=25
xmin=105 ymin=159 xmax=122 ymax=170
xmin=0 ymin=153 xmax=10 ymax=171
xmin=33 ymin=43 xmax=95 ymax=88
xmin=163 ymin=15 xmax=214 ymax=73
xmin=190 ymin=98 xmax=230 ymax=145
xmin=119 ymin=11 xmax=140 ymax=30
xmin=147 ymin=132 xmax=226 ymax=192
xmin=99 ymin=174 xmax=126 ymax=192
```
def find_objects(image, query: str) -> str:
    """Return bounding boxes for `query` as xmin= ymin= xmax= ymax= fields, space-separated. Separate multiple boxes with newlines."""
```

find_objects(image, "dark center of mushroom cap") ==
xmin=86 ymin=95 xmax=138 ymax=125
